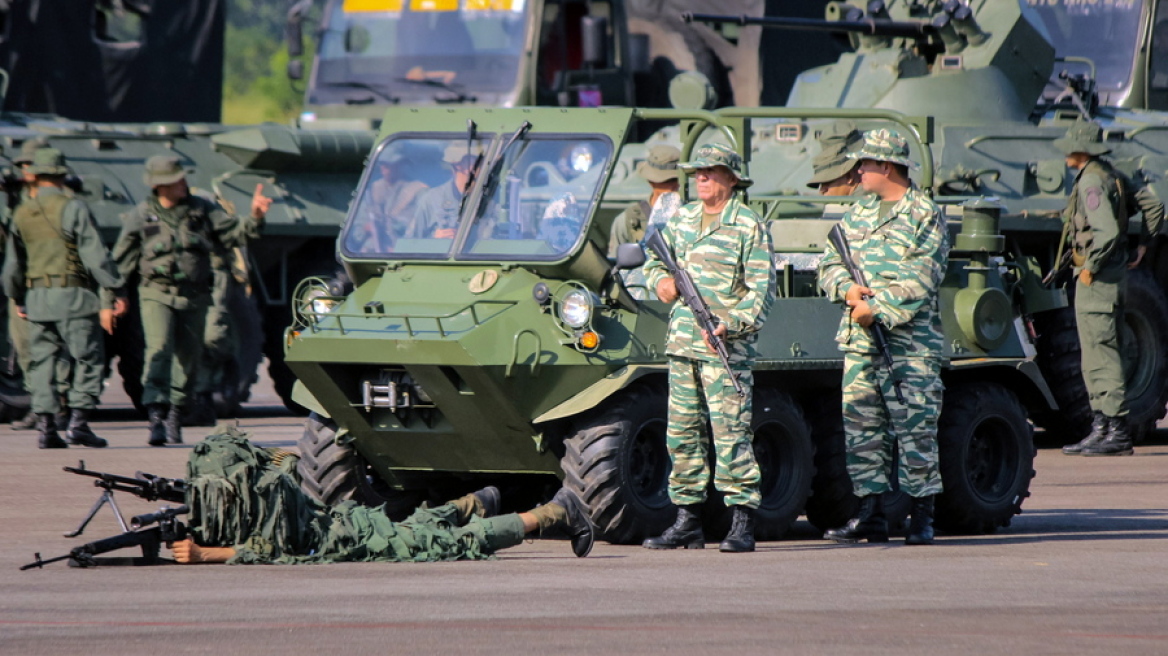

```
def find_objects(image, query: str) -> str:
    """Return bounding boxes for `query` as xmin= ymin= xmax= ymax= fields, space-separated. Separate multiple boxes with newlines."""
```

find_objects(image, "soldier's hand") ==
xmin=100 ymin=309 xmax=116 ymax=335
xmin=15 ymin=306 xmax=26 ymax=319
xmin=847 ymin=297 xmax=875 ymax=328
xmin=250 ymin=183 xmax=273 ymax=220
xmin=702 ymin=323 xmax=728 ymax=352
xmin=114 ymin=297 xmax=129 ymax=317
xmin=1129 ymin=245 xmax=1147 ymax=269
xmin=657 ymin=278 xmax=679 ymax=303
xmin=844 ymin=284 xmax=873 ymax=304
xmin=1079 ymin=268 xmax=1094 ymax=286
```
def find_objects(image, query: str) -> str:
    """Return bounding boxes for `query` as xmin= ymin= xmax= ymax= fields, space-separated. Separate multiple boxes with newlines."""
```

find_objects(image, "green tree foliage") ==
xmin=223 ymin=0 xmax=316 ymax=124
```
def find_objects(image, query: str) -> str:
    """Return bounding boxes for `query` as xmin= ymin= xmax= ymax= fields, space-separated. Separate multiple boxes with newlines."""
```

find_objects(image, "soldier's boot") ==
xmin=1083 ymin=416 xmax=1135 ymax=456
xmin=1062 ymin=411 xmax=1108 ymax=455
xmin=528 ymin=489 xmax=595 ymax=557
xmin=182 ymin=393 xmax=217 ymax=427
xmin=37 ymin=414 xmax=67 ymax=449
xmin=451 ymin=486 xmax=501 ymax=523
xmin=165 ymin=405 xmax=183 ymax=444
xmin=643 ymin=504 xmax=705 ymax=550
xmin=824 ymin=495 xmax=890 ymax=544
xmin=719 ymin=506 xmax=756 ymax=553
xmin=10 ymin=409 xmax=38 ymax=431
xmin=55 ymin=406 xmax=70 ymax=434
xmin=65 ymin=408 xmax=108 ymax=448
xmin=147 ymin=404 xmax=168 ymax=447
xmin=904 ymin=496 xmax=935 ymax=546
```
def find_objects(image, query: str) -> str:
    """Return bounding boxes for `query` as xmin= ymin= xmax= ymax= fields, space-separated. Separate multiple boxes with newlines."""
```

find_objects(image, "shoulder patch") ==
xmin=1085 ymin=187 xmax=1102 ymax=212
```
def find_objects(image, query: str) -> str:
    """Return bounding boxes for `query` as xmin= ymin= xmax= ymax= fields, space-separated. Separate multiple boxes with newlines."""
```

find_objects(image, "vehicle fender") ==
xmin=945 ymin=358 xmax=1057 ymax=414
xmin=291 ymin=380 xmax=331 ymax=418
xmin=533 ymin=364 xmax=667 ymax=424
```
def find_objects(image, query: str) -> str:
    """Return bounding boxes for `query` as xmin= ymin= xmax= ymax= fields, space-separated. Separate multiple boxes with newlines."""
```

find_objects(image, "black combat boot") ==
xmin=1062 ymin=411 xmax=1108 ymax=455
xmin=551 ymin=487 xmax=595 ymax=557
xmin=1083 ymin=416 xmax=1134 ymax=456
xmin=824 ymin=495 xmax=890 ymax=543
xmin=10 ymin=409 xmax=38 ymax=431
xmin=165 ymin=405 xmax=183 ymax=444
xmin=183 ymin=393 xmax=217 ymax=427
xmin=643 ymin=504 xmax=705 ymax=549
xmin=719 ymin=506 xmax=756 ymax=553
xmin=147 ymin=404 xmax=168 ymax=447
xmin=472 ymin=486 xmax=501 ymax=518
xmin=904 ymin=496 xmax=935 ymax=545
xmin=37 ymin=413 xmax=67 ymax=449
xmin=65 ymin=408 xmax=108 ymax=448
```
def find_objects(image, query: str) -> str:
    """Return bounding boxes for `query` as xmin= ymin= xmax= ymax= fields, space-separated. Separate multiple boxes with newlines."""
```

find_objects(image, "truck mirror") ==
xmin=287 ymin=59 xmax=304 ymax=81
xmin=581 ymin=16 xmax=608 ymax=68
xmin=615 ymin=243 xmax=646 ymax=269
xmin=628 ymin=34 xmax=651 ymax=74
xmin=285 ymin=17 xmax=304 ymax=57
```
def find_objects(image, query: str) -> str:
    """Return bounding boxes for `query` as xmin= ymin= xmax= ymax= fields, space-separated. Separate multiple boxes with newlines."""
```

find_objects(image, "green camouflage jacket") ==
xmin=643 ymin=196 xmax=776 ymax=364
xmin=819 ymin=185 xmax=949 ymax=355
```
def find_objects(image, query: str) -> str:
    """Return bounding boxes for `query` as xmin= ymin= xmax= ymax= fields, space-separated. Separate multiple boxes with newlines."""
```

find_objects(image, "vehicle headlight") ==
xmin=311 ymin=295 xmax=337 ymax=315
xmin=560 ymin=290 xmax=592 ymax=328
xmin=569 ymin=144 xmax=594 ymax=173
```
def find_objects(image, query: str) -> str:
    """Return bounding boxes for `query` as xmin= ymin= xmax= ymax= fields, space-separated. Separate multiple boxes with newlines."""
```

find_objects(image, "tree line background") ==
xmin=223 ymin=0 xmax=313 ymax=124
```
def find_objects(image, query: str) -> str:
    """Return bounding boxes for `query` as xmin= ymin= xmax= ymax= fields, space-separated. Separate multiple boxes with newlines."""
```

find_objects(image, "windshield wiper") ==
xmin=457 ymin=120 xmax=484 ymax=220
xmin=394 ymin=77 xmax=477 ymax=103
xmin=471 ymin=121 xmax=532 ymax=221
xmin=323 ymin=81 xmax=400 ymax=104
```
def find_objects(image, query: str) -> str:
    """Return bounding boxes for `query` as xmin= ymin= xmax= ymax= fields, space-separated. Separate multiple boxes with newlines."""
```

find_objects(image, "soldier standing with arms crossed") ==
xmin=1056 ymin=121 xmax=1164 ymax=456
xmin=108 ymin=156 xmax=271 ymax=446
xmin=818 ymin=129 xmax=950 ymax=546
xmin=641 ymin=144 xmax=776 ymax=553
xmin=2 ymin=149 xmax=126 ymax=448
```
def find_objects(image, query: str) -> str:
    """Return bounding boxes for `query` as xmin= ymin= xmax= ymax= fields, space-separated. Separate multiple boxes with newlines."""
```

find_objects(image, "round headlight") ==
xmin=569 ymin=144 xmax=594 ymax=173
xmin=560 ymin=290 xmax=592 ymax=329
xmin=311 ymin=296 xmax=337 ymax=315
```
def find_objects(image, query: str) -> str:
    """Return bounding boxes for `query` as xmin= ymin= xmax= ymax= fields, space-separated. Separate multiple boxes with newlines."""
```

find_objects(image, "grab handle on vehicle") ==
xmin=506 ymin=329 xmax=542 ymax=378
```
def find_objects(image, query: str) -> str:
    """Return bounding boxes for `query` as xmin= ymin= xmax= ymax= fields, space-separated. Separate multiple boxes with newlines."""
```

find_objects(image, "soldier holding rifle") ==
xmin=642 ymin=144 xmax=776 ymax=553
xmin=819 ymin=129 xmax=950 ymax=546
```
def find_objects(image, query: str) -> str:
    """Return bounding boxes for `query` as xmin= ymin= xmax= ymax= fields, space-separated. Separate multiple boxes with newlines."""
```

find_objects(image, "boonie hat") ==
xmin=636 ymin=145 xmax=682 ymax=183
xmin=28 ymin=148 xmax=70 ymax=176
xmin=143 ymin=155 xmax=188 ymax=187
xmin=807 ymin=120 xmax=861 ymax=188
xmin=14 ymin=137 xmax=49 ymax=166
xmin=679 ymin=143 xmax=753 ymax=188
xmin=847 ymin=128 xmax=919 ymax=170
xmin=443 ymin=141 xmax=483 ymax=165
xmin=1053 ymin=120 xmax=1112 ymax=156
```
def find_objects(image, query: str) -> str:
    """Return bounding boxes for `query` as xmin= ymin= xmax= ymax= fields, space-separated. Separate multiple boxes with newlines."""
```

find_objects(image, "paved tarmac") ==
xmin=1 ymin=371 xmax=1166 ymax=655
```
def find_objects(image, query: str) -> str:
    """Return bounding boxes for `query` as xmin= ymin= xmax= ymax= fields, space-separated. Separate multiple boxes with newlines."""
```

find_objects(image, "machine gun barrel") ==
xmin=682 ymin=13 xmax=937 ymax=39
xmin=64 ymin=464 xmax=186 ymax=503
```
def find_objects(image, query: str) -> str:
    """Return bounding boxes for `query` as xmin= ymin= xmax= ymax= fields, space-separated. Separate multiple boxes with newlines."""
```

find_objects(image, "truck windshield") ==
xmin=1021 ymin=0 xmax=1146 ymax=102
xmin=310 ymin=0 xmax=529 ymax=106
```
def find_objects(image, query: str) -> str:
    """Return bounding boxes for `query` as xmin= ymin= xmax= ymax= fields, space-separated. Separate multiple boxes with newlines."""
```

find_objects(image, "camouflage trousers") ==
xmin=1075 ymin=268 xmax=1128 ymax=418
xmin=665 ymin=356 xmax=760 ymax=509
xmin=842 ymin=352 xmax=943 ymax=498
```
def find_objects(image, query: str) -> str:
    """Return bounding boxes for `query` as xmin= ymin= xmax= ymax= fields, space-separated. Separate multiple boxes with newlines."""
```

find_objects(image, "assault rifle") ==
xmin=827 ymin=224 xmax=907 ymax=405
xmin=21 ymin=504 xmax=188 ymax=570
xmin=644 ymin=227 xmax=745 ymax=397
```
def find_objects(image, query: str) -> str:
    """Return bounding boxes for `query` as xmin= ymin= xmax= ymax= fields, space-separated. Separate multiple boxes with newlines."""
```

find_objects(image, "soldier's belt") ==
xmin=26 ymin=275 xmax=89 ymax=289
xmin=142 ymin=279 xmax=201 ymax=295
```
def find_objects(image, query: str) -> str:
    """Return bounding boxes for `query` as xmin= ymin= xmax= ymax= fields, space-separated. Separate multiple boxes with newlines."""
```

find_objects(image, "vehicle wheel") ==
xmin=935 ymin=382 xmax=1035 ymax=535
xmin=1120 ymin=269 xmax=1168 ymax=441
xmin=296 ymin=412 xmax=422 ymax=518
xmin=560 ymin=381 xmax=674 ymax=544
xmin=1032 ymin=307 xmax=1092 ymax=443
xmin=705 ymin=388 xmax=814 ymax=541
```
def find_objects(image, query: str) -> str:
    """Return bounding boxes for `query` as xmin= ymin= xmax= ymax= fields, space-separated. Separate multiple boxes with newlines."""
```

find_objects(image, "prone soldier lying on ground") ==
xmin=169 ymin=427 xmax=594 ymax=564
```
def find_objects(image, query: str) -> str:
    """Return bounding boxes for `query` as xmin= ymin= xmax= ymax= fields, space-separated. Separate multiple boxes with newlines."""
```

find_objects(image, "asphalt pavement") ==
xmin=1 ymin=369 xmax=1166 ymax=655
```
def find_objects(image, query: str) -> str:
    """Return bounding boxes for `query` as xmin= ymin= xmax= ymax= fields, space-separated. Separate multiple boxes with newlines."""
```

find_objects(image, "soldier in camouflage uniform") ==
xmin=607 ymin=145 xmax=681 ymax=257
xmin=807 ymin=121 xmax=862 ymax=196
xmin=167 ymin=427 xmax=595 ymax=564
xmin=1 ymin=149 xmax=126 ymax=449
xmin=642 ymin=144 xmax=776 ymax=553
xmin=407 ymin=142 xmax=481 ymax=240
xmin=108 ymin=156 xmax=271 ymax=447
xmin=1055 ymin=121 xmax=1164 ymax=457
xmin=819 ymin=129 xmax=950 ymax=546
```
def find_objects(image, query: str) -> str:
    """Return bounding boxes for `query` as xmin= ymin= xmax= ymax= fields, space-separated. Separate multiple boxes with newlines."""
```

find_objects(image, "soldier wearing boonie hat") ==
xmin=608 ymin=145 xmax=682 ymax=257
xmin=1055 ymin=120 xmax=1164 ymax=457
xmin=107 ymin=155 xmax=272 ymax=447
xmin=641 ymin=141 xmax=775 ymax=554
xmin=2 ymin=148 xmax=126 ymax=450
xmin=807 ymin=121 xmax=862 ymax=195
xmin=819 ymin=126 xmax=949 ymax=547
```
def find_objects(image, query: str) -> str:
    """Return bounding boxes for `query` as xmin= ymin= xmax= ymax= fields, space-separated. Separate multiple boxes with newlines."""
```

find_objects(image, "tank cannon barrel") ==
xmin=681 ymin=12 xmax=937 ymax=40
xmin=210 ymin=124 xmax=375 ymax=172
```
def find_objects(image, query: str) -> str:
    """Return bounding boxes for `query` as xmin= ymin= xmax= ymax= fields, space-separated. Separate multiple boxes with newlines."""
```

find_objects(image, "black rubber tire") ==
xmin=1119 ymin=269 xmax=1168 ymax=441
xmin=295 ymin=412 xmax=421 ymax=519
xmin=705 ymin=388 xmax=814 ymax=541
xmin=264 ymin=306 xmax=308 ymax=416
xmin=935 ymin=381 xmax=1035 ymax=535
xmin=1032 ymin=307 xmax=1093 ymax=443
xmin=803 ymin=392 xmax=855 ymax=532
xmin=560 ymin=381 xmax=674 ymax=545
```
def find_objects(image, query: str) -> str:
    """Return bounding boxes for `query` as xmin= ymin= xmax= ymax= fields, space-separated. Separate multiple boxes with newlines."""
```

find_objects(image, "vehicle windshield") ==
xmin=342 ymin=134 xmax=611 ymax=260
xmin=1021 ymin=0 xmax=1146 ymax=102
xmin=309 ymin=0 xmax=529 ymax=106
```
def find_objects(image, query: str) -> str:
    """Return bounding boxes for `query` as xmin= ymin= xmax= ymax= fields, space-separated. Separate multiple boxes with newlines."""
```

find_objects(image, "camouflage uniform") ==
xmin=643 ymin=146 xmax=776 ymax=510
xmin=186 ymin=429 xmax=527 ymax=564
xmin=819 ymin=131 xmax=950 ymax=499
